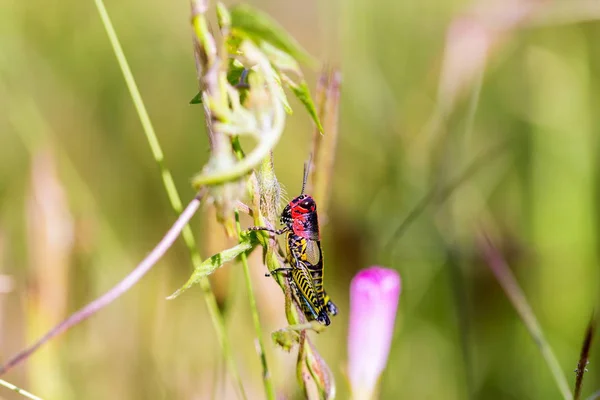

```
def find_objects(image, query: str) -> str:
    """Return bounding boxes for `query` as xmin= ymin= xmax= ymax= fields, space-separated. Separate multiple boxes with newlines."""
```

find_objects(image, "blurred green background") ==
xmin=1 ymin=0 xmax=600 ymax=399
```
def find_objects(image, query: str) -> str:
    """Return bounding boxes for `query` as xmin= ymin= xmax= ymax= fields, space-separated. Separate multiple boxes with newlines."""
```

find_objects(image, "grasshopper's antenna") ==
xmin=301 ymin=154 xmax=312 ymax=195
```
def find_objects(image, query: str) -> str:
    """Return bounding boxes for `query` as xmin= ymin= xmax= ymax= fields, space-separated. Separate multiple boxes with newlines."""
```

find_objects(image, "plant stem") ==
xmin=0 ymin=194 xmax=203 ymax=376
xmin=235 ymin=211 xmax=275 ymax=400
xmin=478 ymin=233 xmax=572 ymax=400
xmin=574 ymin=314 xmax=596 ymax=400
xmin=0 ymin=379 xmax=44 ymax=400
xmin=92 ymin=0 xmax=245 ymax=397
xmin=382 ymin=142 xmax=508 ymax=261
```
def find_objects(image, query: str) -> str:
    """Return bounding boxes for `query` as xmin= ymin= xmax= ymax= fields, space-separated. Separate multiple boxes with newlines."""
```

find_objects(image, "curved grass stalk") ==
xmin=92 ymin=0 xmax=245 ymax=397
xmin=479 ymin=233 xmax=572 ymax=400
xmin=191 ymin=122 xmax=284 ymax=187
xmin=0 ymin=194 xmax=203 ymax=376
xmin=191 ymin=85 xmax=285 ymax=188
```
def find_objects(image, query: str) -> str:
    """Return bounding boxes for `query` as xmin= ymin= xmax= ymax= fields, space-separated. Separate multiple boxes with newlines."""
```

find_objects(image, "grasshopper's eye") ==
xmin=299 ymin=198 xmax=315 ymax=210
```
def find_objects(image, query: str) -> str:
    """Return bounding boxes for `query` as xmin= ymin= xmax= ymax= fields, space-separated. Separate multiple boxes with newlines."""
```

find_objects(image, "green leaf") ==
xmin=227 ymin=58 xmax=248 ymax=86
xmin=167 ymin=241 xmax=255 ymax=299
xmin=282 ymin=76 xmax=324 ymax=133
xmin=273 ymin=77 xmax=292 ymax=115
xmin=189 ymin=60 xmax=248 ymax=105
xmin=226 ymin=34 xmax=244 ymax=55
xmin=189 ymin=92 xmax=203 ymax=104
xmin=230 ymin=4 xmax=316 ymax=66
xmin=260 ymin=41 xmax=301 ymax=76
xmin=272 ymin=329 xmax=299 ymax=352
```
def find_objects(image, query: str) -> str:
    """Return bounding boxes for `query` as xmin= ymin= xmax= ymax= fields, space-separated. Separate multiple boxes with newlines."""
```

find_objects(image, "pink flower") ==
xmin=348 ymin=267 xmax=401 ymax=400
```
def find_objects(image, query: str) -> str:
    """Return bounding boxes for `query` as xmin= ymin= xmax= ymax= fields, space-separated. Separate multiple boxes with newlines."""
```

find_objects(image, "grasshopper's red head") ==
xmin=280 ymin=194 xmax=320 ymax=240
xmin=280 ymin=159 xmax=320 ymax=240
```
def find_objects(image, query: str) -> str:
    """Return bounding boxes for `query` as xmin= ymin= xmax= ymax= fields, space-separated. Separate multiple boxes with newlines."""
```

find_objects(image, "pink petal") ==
xmin=348 ymin=267 xmax=401 ymax=398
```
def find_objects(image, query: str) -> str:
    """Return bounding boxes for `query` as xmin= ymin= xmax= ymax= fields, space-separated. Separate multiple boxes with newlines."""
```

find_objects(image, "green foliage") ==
xmin=189 ymin=59 xmax=248 ymax=105
xmin=283 ymin=76 xmax=324 ymax=134
xmin=227 ymin=4 xmax=324 ymax=132
xmin=230 ymin=4 xmax=315 ymax=65
xmin=260 ymin=42 xmax=302 ymax=75
xmin=271 ymin=329 xmax=299 ymax=352
xmin=189 ymin=3 xmax=324 ymax=132
xmin=187 ymin=1 xmax=325 ymax=233
xmin=168 ymin=239 xmax=257 ymax=299
xmin=189 ymin=91 xmax=203 ymax=104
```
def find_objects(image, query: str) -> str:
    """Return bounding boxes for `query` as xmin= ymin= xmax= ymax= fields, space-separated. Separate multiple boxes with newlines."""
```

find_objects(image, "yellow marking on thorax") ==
xmin=284 ymin=235 xmax=293 ymax=264
xmin=299 ymin=238 xmax=308 ymax=261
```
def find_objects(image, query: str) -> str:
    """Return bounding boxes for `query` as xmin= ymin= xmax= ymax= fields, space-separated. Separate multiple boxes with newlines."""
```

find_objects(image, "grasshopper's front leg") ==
xmin=249 ymin=226 xmax=289 ymax=236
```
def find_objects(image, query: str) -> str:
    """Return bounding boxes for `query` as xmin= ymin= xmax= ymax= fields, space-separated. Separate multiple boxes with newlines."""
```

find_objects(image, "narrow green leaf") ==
xmin=230 ymin=4 xmax=316 ymax=66
xmin=189 ymin=92 xmax=203 ymax=104
xmin=282 ymin=76 xmax=324 ymax=133
xmin=167 ymin=241 xmax=255 ymax=299
xmin=274 ymin=78 xmax=292 ymax=115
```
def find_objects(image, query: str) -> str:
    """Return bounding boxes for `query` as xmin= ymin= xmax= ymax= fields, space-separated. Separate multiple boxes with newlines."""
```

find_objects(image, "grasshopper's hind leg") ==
xmin=290 ymin=281 xmax=330 ymax=327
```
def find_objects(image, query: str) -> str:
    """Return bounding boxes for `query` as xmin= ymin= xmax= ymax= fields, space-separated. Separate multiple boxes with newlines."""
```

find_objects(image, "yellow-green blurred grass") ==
xmin=2 ymin=0 xmax=600 ymax=398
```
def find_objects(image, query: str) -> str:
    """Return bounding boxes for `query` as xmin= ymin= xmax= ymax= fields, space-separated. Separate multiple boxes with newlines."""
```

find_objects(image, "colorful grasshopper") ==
xmin=251 ymin=165 xmax=338 ymax=325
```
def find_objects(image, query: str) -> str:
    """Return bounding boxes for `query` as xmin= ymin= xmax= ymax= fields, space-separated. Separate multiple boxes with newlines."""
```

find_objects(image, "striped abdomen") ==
xmin=286 ymin=232 xmax=337 ymax=323
xmin=290 ymin=267 xmax=329 ymax=325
